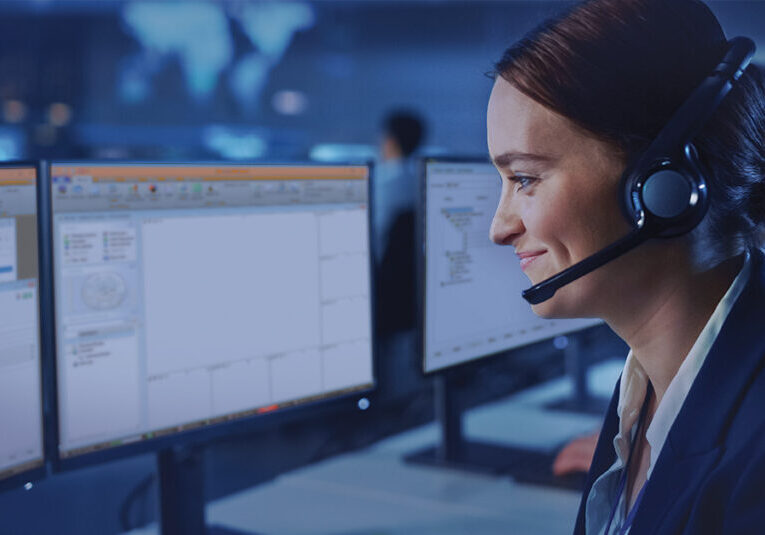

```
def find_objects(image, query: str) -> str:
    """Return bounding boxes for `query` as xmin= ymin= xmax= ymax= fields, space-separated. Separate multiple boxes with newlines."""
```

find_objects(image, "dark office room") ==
xmin=1 ymin=1 xmax=765 ymax=534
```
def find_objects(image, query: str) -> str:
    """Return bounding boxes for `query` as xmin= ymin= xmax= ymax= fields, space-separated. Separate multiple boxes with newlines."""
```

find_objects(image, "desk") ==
xmin=125 ymin=360 xmax=622 ymax=535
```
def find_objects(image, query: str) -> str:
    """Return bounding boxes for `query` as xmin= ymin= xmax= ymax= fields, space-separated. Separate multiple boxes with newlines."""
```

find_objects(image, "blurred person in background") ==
xmin=374 ymin=109 xmax=426 ymax=400
xmin=373 ymin=109 xmax=426 ymax=258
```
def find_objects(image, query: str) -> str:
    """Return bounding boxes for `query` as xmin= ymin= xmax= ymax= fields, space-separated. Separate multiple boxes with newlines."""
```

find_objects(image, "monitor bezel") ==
xmin=0 ymin=160 xmax=48 ymax=493
xmin=45 ymin=160 xmax=378 ymax=473
xmin=417 ymin=155 xmax=599 ymax=376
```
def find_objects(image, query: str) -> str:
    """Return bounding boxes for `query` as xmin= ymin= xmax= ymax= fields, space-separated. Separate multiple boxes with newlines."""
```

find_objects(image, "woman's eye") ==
xmin=510 ymin=175 xmax=537 ymax=191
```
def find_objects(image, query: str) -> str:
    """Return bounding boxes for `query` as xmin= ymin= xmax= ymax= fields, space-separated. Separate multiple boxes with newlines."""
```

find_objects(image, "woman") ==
xmin=487 ymin=0 xmax=765 ymax=533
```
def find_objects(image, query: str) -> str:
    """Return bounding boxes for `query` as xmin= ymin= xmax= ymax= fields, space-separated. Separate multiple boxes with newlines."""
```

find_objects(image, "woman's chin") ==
xmin=529 ymin=287 xmax=591 ymax=319
xmin=530 ymin=300 xmax=566 ymax=319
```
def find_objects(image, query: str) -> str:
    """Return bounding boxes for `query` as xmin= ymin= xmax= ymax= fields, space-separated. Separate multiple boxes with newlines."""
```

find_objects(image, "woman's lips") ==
xmin=517 ymin=250 xmax=547 ymax=271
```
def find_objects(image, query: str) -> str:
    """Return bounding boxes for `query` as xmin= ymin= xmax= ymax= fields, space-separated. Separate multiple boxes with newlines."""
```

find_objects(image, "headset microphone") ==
xmin=522 ymin=36 xmax=756 ymax=305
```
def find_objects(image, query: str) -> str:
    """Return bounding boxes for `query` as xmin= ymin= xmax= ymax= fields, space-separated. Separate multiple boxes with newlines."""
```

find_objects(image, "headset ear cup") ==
xmin=640 ymin=145 xmax=709 ymax=238
xmin=642 ymin=169 xmax=694 ymax=219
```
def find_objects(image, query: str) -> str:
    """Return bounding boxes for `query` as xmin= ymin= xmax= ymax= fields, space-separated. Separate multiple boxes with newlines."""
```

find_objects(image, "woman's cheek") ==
xmin=526 ymin=193 xmax=569 ymax=249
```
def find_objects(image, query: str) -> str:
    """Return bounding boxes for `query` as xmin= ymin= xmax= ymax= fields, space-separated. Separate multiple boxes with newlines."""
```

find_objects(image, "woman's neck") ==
xmin=605 ymin=254 xmax=742 ymax=404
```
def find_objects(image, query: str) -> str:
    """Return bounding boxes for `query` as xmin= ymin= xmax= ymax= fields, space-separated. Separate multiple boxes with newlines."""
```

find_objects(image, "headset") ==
xmin=522 ymin=36 xmax=757 ymax=305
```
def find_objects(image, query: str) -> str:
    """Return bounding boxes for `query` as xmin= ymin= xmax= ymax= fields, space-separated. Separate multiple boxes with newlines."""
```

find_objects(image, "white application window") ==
xmin=317 ymin=209 xmax=372 ymax=390
xmin=147 ymin=369 xmax=212 ymax=431
xmin=210 ymin=359 xmax=271 ymax=418
xmin=0 ymin=284 xmax=42 ymax=473
xmin=0 ymin=219 xmax=17 ymax=283
xmin=53 ymin=165 xmax=374 ymax=458
xmin=322 ymin=340 xmax=373 ymax=394
xmin=141 ymin=211 xmax=323 ymax=376
xmin=55 ymin=218 xmax=144 ymax=451
xmin=63 ymin=335 xmax=142 ymax=443
xmin=271 ymin=348 xmax=323 ymax=404
xmin=0 ymin=285 xmax=36 ymax=369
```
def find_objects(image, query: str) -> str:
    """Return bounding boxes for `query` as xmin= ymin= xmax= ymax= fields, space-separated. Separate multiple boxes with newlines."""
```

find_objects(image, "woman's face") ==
xmin=487 ymin=77 xmax=633 ymax=318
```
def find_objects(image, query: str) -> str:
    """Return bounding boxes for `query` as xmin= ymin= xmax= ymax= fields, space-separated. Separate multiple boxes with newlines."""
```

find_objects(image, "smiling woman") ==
xmin=487 ymin=78 xmax=630 ymax=319
xmin=486 ymin=0 xmax=765 ymax=534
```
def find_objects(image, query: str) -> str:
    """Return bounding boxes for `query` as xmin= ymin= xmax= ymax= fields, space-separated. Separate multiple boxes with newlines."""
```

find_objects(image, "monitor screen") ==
xmin=51 ymin=163 xmax=374 ymax=459
xmin=0 ymin=165 xmax=45 ymax=482
xmin=423 ymin=159 xmax=599 ymax=373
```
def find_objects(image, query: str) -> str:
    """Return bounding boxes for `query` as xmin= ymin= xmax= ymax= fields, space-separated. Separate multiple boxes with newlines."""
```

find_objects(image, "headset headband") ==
xmin=627 ymin=37 xmax=756 ymax=197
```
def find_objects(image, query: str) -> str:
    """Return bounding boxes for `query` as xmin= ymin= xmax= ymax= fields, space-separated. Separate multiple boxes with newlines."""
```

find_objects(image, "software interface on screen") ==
xmin=51 ymin=164 xmax=374 ymax=458
xmin=423 ymin=161 xmax=600 ymax=373
xmin=0 ymin=166 xmax=44 ymax=481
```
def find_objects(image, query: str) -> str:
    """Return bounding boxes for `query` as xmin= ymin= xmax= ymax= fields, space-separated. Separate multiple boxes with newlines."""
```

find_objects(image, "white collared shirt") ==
xmin=586 ymin=253 xmax=751 ymax=535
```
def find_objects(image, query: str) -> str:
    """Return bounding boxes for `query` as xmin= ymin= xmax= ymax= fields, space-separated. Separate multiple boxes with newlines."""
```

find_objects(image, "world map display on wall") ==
xmin=119 ymin=1 xmax=315 ymax=109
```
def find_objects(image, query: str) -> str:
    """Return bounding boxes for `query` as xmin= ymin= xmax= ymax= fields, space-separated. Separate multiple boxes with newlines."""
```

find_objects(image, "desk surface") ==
xmin=125 ymin=360 xmax=622 ymax=535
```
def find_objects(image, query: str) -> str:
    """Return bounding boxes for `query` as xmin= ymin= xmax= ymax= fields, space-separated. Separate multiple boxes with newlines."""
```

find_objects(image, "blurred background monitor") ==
xmin=49 ymin=162 xmax=374 ymax=466
xmin=422 ymin=158 xmax=600 ymax=374
xmin=0 ymin=163 xmax=45 ymax=490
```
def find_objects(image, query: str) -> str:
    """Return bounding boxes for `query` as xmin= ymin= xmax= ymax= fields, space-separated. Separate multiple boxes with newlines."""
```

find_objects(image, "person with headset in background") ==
xmin=487 ymin=0 xmax=765 ymax=533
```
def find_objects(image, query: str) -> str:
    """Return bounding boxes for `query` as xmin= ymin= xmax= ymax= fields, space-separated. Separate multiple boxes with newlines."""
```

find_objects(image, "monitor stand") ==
xmin=157 ymin=447 xmax=257 ymax=535
xmin=404 ymin=370 xmax=587 ymax=491
xmin=545 ymin=336 xmax=610 ymax=415
xmin=404 ymin=371 xmax=539 ymax=475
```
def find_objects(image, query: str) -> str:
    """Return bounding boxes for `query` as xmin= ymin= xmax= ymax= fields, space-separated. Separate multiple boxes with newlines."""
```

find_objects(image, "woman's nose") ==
xmin=490 ymin=199 xmax=524 ymax=246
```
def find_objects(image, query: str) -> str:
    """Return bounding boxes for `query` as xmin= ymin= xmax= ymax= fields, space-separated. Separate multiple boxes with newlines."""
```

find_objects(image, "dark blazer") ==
xmin=574 ymin=248 xmax=765 ymax=535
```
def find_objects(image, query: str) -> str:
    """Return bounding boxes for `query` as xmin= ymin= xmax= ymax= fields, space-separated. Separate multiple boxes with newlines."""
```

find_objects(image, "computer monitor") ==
xmin=0 ymin=163 xmax=45 ymax=489
xmin=50 ymin=163 xmax=374 ymax=465
xmin=422 ymin=158 xmax=599 ymax=374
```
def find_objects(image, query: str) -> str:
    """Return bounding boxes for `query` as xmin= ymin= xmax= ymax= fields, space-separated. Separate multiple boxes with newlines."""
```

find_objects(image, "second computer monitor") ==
xmin=0 ymin=164 xmax=45 ymax=488
xmin=423 ymin=158 xmax=599 ymax=373
xmin=50 ymin=163 xmax=374 ymax=462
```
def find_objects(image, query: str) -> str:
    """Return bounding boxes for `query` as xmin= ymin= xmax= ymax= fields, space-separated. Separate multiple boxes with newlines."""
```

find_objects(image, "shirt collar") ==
xmin=612 ymin=252 xmax=752 ymax=474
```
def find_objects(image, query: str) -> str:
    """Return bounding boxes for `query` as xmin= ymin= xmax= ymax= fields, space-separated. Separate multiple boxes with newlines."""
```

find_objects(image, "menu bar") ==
xmin=51 ymin=166 xmax=369 ymax=213
xmin=51 ymin=164 xmax=368 ymax=181
xmin=0 ymin=167 xmax=36 ymax=185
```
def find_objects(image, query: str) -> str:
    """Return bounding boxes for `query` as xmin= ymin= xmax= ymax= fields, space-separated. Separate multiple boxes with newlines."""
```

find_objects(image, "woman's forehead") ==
xmin=487 ymin=78 xmax=580 ymax=161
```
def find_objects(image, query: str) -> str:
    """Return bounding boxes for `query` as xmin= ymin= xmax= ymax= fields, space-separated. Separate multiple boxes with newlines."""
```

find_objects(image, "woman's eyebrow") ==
xmin=491 ymin=151 xmax=557 ymax=169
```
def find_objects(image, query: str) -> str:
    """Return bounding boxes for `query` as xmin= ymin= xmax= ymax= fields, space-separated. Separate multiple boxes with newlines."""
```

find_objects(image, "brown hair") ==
xmin=494 ymin=0 xmax=765 ymax=266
